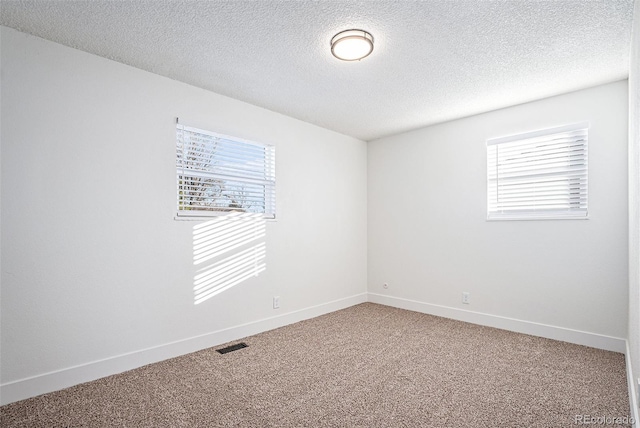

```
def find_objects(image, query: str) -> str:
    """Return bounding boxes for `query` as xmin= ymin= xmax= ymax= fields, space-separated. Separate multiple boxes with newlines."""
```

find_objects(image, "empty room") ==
xmin=1 ymin=0 xmax=639 ymax=426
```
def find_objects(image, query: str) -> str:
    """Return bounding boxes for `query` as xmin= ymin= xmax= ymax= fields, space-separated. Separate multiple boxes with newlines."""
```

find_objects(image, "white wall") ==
xmin=0 ymin=23 xmax=632 ymax=407
xmin=369 ymin=81 xmax=628 ymax=343
xmin=0 ymin=27 xmax=367 ymax=403
xmin=628 ymin=0 xmax=640 ymax=415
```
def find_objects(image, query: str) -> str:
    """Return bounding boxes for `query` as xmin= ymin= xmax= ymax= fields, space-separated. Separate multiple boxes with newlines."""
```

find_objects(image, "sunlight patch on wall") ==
xmin=193 ymin=212 xmax=266 ymax=304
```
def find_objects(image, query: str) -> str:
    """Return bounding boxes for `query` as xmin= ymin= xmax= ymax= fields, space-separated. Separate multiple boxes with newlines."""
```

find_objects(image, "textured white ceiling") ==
xmin=0 ymin=0 xmax=635 ymax=141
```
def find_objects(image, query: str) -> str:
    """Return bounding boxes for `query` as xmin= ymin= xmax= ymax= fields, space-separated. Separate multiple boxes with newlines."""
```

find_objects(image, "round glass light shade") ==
xmin=330 ymin=29 xmax=374 ymax=61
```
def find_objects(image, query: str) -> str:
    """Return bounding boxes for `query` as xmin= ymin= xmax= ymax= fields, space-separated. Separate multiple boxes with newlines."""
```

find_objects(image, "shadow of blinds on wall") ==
xmin=193 ymin=212 xmax=266 ymax=305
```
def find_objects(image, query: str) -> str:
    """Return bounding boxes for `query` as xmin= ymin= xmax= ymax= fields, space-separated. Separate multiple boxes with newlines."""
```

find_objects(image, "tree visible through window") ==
xmin=176 ymin=123 xmax=276 ymax=218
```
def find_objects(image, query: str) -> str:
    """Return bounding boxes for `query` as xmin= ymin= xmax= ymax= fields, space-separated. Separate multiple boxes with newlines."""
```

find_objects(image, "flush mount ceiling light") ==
xmin=330 ymin=29 xmax=374 ymax=61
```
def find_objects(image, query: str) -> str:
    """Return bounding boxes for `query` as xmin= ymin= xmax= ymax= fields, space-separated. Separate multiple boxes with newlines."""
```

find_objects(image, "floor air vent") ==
xmin=216 ymin=342 xmax=248 ymax=354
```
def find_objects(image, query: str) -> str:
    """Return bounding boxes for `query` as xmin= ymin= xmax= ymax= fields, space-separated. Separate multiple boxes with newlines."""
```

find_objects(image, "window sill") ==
xmin=174 ymin=214 xmax=277 ymax=222
xmin=486 ymin=216 xmax=589 ymax=221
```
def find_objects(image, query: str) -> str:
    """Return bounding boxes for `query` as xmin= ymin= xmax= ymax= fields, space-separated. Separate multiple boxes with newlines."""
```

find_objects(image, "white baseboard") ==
xmin=0 ymin=293 xmax=367 ymax=405
xmin=626 ymin=341 xmax=639 ymax=428
xmin=368 ymin=293 xmax=626 ymax=353
xmin=1 ymin=292 xmax=629 ymax=407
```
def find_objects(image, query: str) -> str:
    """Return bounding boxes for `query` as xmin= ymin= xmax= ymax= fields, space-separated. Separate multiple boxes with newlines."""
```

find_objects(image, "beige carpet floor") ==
xmin=0 ymin=303 xmax=631 ymax=427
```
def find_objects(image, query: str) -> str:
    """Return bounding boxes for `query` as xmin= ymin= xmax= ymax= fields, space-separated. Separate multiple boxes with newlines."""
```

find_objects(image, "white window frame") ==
xmin=176 ymin=123 xmax=276 ymax=219
xmin=487 ymin=122 xmax=589 ymax=221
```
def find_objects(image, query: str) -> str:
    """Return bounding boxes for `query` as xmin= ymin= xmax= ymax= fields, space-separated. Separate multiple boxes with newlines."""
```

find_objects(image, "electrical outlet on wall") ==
xmin=462 ymin=292 xmax=470 ymax=304
xmin=273 ymin=296 xmax=280 ymax=309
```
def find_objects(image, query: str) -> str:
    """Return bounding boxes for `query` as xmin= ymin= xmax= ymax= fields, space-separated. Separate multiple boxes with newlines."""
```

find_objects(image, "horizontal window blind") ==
xmin=487 ymin=122 xmax=588 ymax=220
xmin=177 ymin=124 xmax=276 ymax=218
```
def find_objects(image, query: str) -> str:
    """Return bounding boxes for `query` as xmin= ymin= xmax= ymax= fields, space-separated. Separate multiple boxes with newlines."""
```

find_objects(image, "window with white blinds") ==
xmin=487 ymin=122 xmax=588 ymax=220
xmin=176 ymin=124 xmax=276 ymax=218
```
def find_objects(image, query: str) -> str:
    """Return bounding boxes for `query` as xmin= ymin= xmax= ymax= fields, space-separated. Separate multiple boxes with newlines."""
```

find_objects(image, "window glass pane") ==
xmin=177 ymin=124 xmax=276 ymax=218
xmin=487 ymin=123 xmax=588 ymax=220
